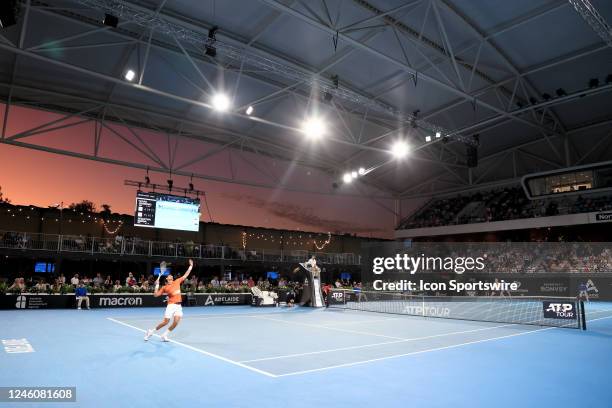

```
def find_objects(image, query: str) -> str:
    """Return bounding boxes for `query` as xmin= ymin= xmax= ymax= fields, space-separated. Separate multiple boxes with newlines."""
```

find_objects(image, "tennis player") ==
xmin=144 ymin=259 xmax=193 ymax=342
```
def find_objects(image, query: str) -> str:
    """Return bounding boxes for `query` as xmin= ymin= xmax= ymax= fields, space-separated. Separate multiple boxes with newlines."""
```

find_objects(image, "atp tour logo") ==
xmin=15 ymin=296 xmax=27 ymax=309
xmin=542 ymin=302 xmax=576 ymax=319
xmin=330 ymin=292 xmax=345 ymax=304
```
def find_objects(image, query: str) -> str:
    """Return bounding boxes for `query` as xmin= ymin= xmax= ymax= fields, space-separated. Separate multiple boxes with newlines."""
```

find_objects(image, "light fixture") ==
xmin=542 ymin=93 xmax=551 ymax=101
xmin=606 ymin=74 xmax=612 ymax=85
xmin=425 ymin=135 xmax=432 ymax=142
xmin=302 ymin=117 xmax=326 ymax=140
xmin=358 ymin=167 xmax=366 ymax=176
xmin=391 ymin=140 xmax=409 ymax=159
xmin=204 ymin=25 xmax=218 ymax=57
xmin=167 ymin=179 xmax=173 ymax=191
xmin=556 ymin=88 xmax=567 ymax=97
xmin=589 ymin=78 xmax=599 ymax=88
xmin=103 ymin=13 xmax=118 ymax=28
xmin=351 ymin=171 xmax=358 ymax=178
xmin=435 ymin=132 xmax=441 ymax=139
xmin=124 ymin=69 xmax=136 ymax=82
xmin=342 ymin=173 xmax=353 ymax=183
xmin=245 ymin=106 xmax=253 ymax=115
xmin=212 ymin=93 xmax=230 ymax=112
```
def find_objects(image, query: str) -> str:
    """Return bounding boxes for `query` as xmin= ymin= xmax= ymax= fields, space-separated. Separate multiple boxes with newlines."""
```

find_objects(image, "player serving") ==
xmin=144 ymin=259 xmax=193 ymax=342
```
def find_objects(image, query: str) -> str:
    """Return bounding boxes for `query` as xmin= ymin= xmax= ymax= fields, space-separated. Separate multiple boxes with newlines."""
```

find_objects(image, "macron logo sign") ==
xmin=99 ymin=297 xmax=143 ymax=307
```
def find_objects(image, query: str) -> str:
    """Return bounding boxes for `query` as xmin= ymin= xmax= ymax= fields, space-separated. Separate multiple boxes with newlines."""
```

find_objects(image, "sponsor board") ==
xmin=542 ymin=301 xmax=577 ymax=319
xmin=0 ymin=293 xmax=251 ymax=309
xmin=199 ymin=294 xmax=249 ymax=306
xmin=328 ymin=291 xmax=345 ymax=305
xmin=539 ymin=282 xmax=569 ymax=295
xmin=595 ymin=212 xmax=612 ymax=222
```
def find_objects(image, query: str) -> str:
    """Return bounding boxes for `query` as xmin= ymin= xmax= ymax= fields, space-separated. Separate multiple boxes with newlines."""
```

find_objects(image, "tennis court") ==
xmin=1 ymin=301 xmax=611 ymax=407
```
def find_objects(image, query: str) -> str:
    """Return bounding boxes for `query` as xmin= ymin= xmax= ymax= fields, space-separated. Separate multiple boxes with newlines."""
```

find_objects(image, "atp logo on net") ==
xmin=543 ymin=302 xmax=576 ymax=319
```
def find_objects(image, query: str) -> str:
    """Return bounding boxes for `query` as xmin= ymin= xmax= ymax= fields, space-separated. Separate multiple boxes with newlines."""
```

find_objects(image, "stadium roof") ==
xmin=1 ymin=0 xmax=611 ymax=199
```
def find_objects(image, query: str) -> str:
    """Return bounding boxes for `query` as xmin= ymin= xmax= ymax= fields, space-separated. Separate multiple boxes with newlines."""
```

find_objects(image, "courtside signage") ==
xmin=542 ymin=301 xmax=576 ymax=319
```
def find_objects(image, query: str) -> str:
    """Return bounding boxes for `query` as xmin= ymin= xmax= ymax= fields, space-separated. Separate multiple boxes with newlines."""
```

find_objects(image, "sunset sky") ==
xmin=0 ymin=104 xmax=405 ymax=238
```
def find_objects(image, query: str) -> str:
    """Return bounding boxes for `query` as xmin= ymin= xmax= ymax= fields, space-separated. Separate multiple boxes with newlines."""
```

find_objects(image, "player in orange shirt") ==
xmin=144 ymin=259 xmax=193 ymax=342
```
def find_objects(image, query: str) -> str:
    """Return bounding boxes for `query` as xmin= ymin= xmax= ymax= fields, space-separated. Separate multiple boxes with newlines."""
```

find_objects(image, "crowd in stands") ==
xmin=400 ymin=187 xmax=612 ymax=229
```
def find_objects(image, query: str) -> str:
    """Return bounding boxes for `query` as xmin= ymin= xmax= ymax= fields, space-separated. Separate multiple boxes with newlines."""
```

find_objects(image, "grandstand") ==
xmin=1 ymin=1 xmax=612 ymax=408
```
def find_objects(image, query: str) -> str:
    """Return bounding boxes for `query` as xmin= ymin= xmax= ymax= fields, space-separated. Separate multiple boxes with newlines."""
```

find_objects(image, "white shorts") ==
xmin=164 ymin=303 xmax=183 ymax=319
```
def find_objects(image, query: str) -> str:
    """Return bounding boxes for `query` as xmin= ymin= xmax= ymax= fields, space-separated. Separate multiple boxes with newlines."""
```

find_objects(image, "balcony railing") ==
xmin=0 ymin=230 xmax=361 ymax=265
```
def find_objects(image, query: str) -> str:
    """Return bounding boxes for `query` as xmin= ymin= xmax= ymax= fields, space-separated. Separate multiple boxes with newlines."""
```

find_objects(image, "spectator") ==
xmin=210 ymin=276 xmax=220 ymax=287
xmin=125 ymin=272 xmax=136 ymax=287
xmin=58 ymin=273 xmax=66 ymax=284
xmin=70 ymin=274 xmax=80 ymax=286
xmin=34 ymin=279 xmax=48 ymax=292
xmin=93 ymin=273 xmax=103 ymax=287
xmin=247 ymin=277 xmax=255 ymax=287
xmin=75 ymin=282 xmax=90 ymax=310
xmin=113 ymin=280 xmax=122 ymax=292
xmin=8 ymin=278 xmax=25 ymax=292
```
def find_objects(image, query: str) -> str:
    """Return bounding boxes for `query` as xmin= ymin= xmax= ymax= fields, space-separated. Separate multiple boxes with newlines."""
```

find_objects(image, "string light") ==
xmin=242 ymin=231 xmax=247 ymax=249
xmin=314 ymin=232 xmax=332 ymax=250
xmin=103 ymin=219 xmax=123 ymax=235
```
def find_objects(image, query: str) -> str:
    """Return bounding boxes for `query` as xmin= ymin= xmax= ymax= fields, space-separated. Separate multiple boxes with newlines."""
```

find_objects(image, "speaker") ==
xmin=466 ymin=146 xmax=478 ymax=168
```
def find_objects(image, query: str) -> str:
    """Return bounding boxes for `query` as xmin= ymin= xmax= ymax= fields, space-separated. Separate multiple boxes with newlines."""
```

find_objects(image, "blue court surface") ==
xmin=1 ymin=303 xmax=611 ymax=408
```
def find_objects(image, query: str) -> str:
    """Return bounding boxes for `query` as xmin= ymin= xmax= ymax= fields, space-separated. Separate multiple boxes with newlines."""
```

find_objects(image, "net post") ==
xmin=580 ymin=300 xmax=586 ymax=330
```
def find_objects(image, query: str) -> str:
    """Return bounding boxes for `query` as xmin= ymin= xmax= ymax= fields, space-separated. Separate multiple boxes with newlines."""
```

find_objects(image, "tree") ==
xmin=68 ymin=200 xmax=96 ymax=213
xmin=100 ymin=204 xmax=112 ymax=219
xmin=0 ymin=186 xmax=10 ymax=204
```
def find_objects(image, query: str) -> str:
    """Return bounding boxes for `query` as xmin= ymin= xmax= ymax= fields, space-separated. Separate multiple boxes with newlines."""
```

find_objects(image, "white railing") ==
xmin=0 ymin=230 xmax=361 ymax=265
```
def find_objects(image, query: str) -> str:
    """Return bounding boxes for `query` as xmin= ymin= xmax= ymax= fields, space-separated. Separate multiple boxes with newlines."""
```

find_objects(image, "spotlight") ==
xmin=103 ymin=13 xmax=118 ymax=28
xmin=542 ymin=93 xmax=551 ymax=101
xmin=302 ymin=117 xmax=326 ymax=140
xmin=435 ymin=132 xmax=441 ymax=139
xmin=212 ymin=93 xmax=230 ymax=111
xmin=556 ymin=88 xmax=567 ymax=97
xmin=342 ymin=173 xmax=353 ymax=183
xmin=145 ymin=176 xmax=150 ymax=185
xmin=358 ymin=167 xmax=366 ymax=176
xmin=391 ymin=140 xmax=409 ymax=159
xmin=606 ymin=74 xmax=612 ymax=85
xmin=516 ymin=101 xmax=524 ymax=108
xmin=124 ymin=69 xmax=136 ymax=82
xmin=0 ymin=0 xmax=19 ymax=28
xmin=589 ymin=78 xmax=599 ymax=88
xmin=351 ymin=171 xmax=358 ymax=178
xmin=245 ymin=106 xmax=253 ymax=115
xmin=425 ymin=135 xmax=432 ymax=142
xmin=189 ymin=183 xmax=194 ymax=191
xmin=529 ymin=97 xmax=537 ymax=105
xmin=167 ymin=179 xmax=173 ymax=191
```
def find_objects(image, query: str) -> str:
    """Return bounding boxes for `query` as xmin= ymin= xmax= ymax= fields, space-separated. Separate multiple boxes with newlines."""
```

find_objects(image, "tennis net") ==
xmin=328 ymin=290 xmax=586 ymax=329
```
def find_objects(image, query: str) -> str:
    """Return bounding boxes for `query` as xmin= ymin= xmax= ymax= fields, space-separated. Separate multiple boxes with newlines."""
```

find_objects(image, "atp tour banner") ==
xmin=0 ymin=293 xmax=252 ymax=309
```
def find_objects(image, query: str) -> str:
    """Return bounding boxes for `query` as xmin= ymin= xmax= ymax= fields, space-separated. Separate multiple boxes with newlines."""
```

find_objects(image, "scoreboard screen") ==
xmin=134 ymin=191 xmax=200 ymax=232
